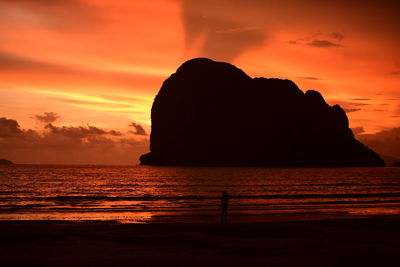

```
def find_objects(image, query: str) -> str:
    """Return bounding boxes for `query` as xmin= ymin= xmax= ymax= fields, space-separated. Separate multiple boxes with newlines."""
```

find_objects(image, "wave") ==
xmin=2 ymin=199 xmax=400 ymax=215
xmin=2 ymin=192 xmax=400 ymax=202
xmin=92 ymin=183 xmax=400 ymax=188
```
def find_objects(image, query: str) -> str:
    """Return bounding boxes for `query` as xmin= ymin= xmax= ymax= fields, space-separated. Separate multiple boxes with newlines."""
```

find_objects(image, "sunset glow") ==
xmin=1 ymin=0 xmax=399 ymax=164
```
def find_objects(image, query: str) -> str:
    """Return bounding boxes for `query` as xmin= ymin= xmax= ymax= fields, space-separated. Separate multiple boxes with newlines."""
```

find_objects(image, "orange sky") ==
xmin=0 ymin=0 xmax=399 ymax=164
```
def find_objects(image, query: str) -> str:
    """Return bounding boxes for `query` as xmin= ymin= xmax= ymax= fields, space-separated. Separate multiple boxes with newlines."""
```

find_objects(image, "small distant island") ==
xmin=140 ymin=58 xmax=385 ymax=167
xmin=0 ymin=159 xmax=14 ymax=165
xmin=392 ymin=162 xmax=400 ymax=167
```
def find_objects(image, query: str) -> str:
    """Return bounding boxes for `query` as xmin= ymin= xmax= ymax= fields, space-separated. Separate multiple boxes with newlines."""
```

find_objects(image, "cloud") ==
xmin=1 ymin=0 xmax=78 ymax=4
xmin=356 ymin=127 xmax=400 ymax=159
xmin=330 ymin=32 xmax=345 ymax=41
xmin=129 ymin=122 xmax=147 ymax=136
xmin=45 ymin=123 xmax=122 ymax=138
xmin=296 ymin=76 xmax=320 ymax=80
xmin=344 ymin=108 xmax=361 ymax=113
xmin=352 ymin=103 xmax=371 ymax=106
xmin=0 ymin=50 xmax=163 ymax=97
xmin=180 ymin=0 xmax=266 ymax=61
xmin=307 ymin=40 xmax=343 ymax=48
xmin=0 ymin=51 xmax=70 ymax=72
xmin=0 ymin=117 xmax=23 ymax=137
xmin=327 ymin=99 xmax=370 ymax=111
xmin=49 ymin=97 xmax=134 ymax=109
xmin=33 ymin=112 xmax=60 ymax=124
xmin=0 ymin=116 xmax=149 ymax=164
xmin=351 ymin=98 xmax=371 ymax=101
xmin=100 ymin=95 xmax=151 ymax=104
xmin=351 ymin=126 xmax=365 ymax=135
xmin=0 ymin=0 xmax=104 ymax=31
xmin=288 ymin=40 xmax=300 ymax=45
xmin=289 ymin=31 xmax=345 ymax=48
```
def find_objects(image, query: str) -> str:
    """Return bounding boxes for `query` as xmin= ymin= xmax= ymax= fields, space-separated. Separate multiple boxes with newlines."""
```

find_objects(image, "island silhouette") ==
xmin=0 ymin=159 xmax=13 ymax=165
xmin=140 ymin=58 xmax=384 ymax=167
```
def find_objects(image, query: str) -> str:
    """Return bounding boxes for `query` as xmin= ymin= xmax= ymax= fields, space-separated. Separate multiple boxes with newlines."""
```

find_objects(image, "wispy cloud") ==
xmin=0 ymin=0 xmax=104 ymax=31
xmin=296 ymin=76 xmax=320 ymax=80
xmin=128 ymin=122 xmax=147 ymax=136
xmin=45 ymin=123 xmax=122 ymax=138
xmin=33 ymin=112 xmax=60 ymax=124
xmin=0 ymin=51 xmax=71 ymax=72
xmin=344 ymin=108 xmax=361 ymax=113
xmin=330 ymin=32 xmax=345 ymax=42
xmin=357 ymin=127 xmax=400 ymax=159
xmin=307 ymin=40 xmax=343 ymax=48
xmin=49 ymin=97 xmax=134 ymax=109
xmin=288 ymin=31 xmax=345 ymax=48
xmin=180 ymin=0 xmax=266 ymax=61
xmin=351 ymin=126 xmax=365 ymax=135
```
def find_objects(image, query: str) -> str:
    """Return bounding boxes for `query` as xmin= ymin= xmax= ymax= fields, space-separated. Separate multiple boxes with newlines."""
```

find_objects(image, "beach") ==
xmin=2 ymin=216 xmax=400 ymax=266
xmin=2 ymin=165 xmax=400 ymax=266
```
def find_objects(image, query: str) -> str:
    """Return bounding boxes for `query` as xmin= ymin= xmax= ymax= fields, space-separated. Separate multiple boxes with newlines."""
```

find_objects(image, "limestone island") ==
xmin=0 ymin=159 xmax=14 ymax=165
xmin=140 ymin=58 xmax=385 ymax=167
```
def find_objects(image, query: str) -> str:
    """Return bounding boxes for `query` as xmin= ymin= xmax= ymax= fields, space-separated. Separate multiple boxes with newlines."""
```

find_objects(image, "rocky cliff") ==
xmin=0 ymin=159 xmax=13 ymax=165
xmin=140 ymin=58 xmax=385 ymax=166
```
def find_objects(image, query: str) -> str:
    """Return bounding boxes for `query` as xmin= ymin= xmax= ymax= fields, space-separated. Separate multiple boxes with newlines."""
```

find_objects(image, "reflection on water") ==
xmin=1 ymin=165 xmax=400 ymax=222
xmin=0 ymin=211 xmax=154 ymax=223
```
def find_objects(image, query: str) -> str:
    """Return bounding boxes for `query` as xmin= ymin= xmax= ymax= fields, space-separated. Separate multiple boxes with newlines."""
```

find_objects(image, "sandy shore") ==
xmin=1 ymin=216 xmax=400 ymax=266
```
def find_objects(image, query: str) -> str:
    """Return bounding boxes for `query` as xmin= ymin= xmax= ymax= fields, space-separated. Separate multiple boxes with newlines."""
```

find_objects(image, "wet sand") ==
xmin=1 ymin=216 xmax=400 ymax=266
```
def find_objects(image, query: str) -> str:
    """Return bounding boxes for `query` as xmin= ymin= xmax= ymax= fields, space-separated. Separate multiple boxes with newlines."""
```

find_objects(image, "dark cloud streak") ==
xmin=0 ymin=117 xmax=23 ymax=137
xmin=34 ymin=112 xmax=60 ymax=124
xmin=296 ymin=76 xmax=320 ymax=80
xmin=307 ymin=40 xmax=343 ymax=48
xmin=330 ymin=32 xmax=345 ymax=41
xmin=129 ymin=122 xmax=147 ymax=136
xmin=344 ymin=108 xmax=361 ymax=113
xmin=45 ymin=123 xmax=122 ymax=138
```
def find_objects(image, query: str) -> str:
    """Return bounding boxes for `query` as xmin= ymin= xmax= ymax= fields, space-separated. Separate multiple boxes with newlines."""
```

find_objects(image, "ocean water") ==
xmin=1 ymin=165 xmax=400 ymax=223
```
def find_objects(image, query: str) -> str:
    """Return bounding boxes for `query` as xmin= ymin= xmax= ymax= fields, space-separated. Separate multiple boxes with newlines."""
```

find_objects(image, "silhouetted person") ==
xmin=221 ymin=191 xmax=229 ymax=217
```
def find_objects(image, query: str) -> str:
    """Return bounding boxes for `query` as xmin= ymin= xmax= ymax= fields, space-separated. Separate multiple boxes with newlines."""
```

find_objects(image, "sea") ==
xmin=1 ymin=165 xmax=400 ymax=223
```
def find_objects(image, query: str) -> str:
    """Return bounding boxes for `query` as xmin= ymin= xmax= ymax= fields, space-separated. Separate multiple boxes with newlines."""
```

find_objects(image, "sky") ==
xmin=0 ymin=0 xmax=399 ymax=164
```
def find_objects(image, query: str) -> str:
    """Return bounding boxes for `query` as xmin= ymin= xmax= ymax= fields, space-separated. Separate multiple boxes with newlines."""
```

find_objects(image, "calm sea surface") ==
xmin=1 ymin=165 xmax=400 ymax=223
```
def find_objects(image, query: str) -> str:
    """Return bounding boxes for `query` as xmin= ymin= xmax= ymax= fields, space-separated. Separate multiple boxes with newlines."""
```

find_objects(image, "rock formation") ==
xmin=0 ymin=159 xmax=13 ymax=165
xmin=140 ymin=58 xmax=385 ymax=167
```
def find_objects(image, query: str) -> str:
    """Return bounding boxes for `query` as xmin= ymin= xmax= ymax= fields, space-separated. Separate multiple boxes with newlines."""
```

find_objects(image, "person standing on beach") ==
xmin=221 ymin=191 xmax=229 ymax=217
